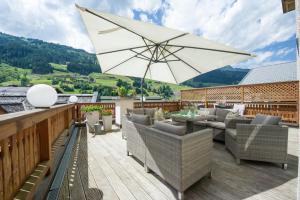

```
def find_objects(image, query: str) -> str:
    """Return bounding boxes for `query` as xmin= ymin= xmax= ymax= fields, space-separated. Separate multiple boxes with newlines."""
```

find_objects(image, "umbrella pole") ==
xmin=140 ymin=45 xmax=159 ymax=108
xmin=141 ymin=77 xmax=144 ymax=108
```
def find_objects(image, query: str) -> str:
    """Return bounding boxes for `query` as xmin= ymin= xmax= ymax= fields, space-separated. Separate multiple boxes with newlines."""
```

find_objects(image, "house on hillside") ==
xmin=239 ymin=61 xmax=297 ymax=85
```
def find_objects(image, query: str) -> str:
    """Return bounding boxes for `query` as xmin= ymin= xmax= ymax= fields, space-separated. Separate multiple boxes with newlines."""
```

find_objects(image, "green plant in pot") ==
xmin=81 ymin=105 xmax=103 ymax=133
xmin=102 ymin=109 xmax=113 ymax=131
xmin=117 ymin=86 xmax=127 ymax=97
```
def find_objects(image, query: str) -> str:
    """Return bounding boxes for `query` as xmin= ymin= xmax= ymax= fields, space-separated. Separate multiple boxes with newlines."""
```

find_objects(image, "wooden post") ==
xmin=37 ymin=119 xmax=51 ymax=162
xmin=241 ymin=86 xmax=245 ymax=104
xmin=205 ymin=88 xmax=208 ymax=108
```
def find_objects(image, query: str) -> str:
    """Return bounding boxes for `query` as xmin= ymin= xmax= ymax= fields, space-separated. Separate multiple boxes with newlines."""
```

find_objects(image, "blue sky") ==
xmin=0 ymin=0 xmax=296 ymax=69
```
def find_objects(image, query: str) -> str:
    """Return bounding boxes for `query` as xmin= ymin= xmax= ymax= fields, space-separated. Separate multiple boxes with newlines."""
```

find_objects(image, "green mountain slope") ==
xmin=0 ymin=32 xmax=249 ymax=96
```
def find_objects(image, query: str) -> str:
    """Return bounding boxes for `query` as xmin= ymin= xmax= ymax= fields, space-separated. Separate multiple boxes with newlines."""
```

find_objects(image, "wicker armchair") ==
xmin=225 ymin=116 xmax=288 ymax=169
xmin=124 ymin=115 xmax=150 ymax=163
xmin=144 ymin=126 xmax=213 ymax=200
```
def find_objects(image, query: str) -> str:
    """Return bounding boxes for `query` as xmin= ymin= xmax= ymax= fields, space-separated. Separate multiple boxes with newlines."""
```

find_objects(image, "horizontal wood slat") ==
xmin=134 ymin=101 xmax=181 ymax=112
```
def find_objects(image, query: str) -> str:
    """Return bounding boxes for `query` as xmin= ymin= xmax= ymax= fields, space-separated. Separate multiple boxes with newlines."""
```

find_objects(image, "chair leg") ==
xmin=207 ymin=170 xmax=212 ymax=179
xmin=178 ymin=191 xmax=184 ymax=200
xmin=126 ymin=151 xmax=130 ymax=156
xmin=144 ymin=165 xmax=150 ymax=173
xmin=282 ymin=163 xmax=288 ymax=170
xmin=236 ymin=158 xmax=240 ymax=165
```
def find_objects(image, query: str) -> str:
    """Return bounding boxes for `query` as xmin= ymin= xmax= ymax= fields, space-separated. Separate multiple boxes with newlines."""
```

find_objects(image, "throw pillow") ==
xmin=153 ymin=121 xmax=186 ymax=136
xmin=131 ymin=113 xmax=151 ymax=125
xmin=154 ymin=108 xmax=165 ymax=121
xmin=251 ymin=114 xmax=281 ymax=125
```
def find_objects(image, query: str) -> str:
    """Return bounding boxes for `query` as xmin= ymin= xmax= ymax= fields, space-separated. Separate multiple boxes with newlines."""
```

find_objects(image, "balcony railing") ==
xmin=134 ymin=101 xmax=181 ymax=112
xmin=181 ymin=81 xmax=299 ymax=125
xmin=74 ymin=102 xmax=115 ymax=123
xmin=0 ymin=104 xmax=74 ymax=200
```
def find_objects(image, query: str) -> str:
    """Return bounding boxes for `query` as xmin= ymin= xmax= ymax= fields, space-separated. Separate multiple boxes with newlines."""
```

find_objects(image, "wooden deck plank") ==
xmin=101 ymin=132 xmax=179 ymax=200
xmin=91 ymin=133 xmax=173 ymax=200
xmin=76 ymin=129 xmax=104 ymax=200
xmin=85 ymin=135 xmax=136 ymax=200
xmin=59 ymin=126 xmax=298 ymax=200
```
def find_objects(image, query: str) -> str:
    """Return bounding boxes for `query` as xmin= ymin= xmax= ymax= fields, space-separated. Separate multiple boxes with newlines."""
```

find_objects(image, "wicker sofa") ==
xmin=225 ymin=114 xmax=288 ymax=169
xmin=124 ymin=116 xmax=213 ymax=200
xmin=121 ymin=108 xmax=156 ymax=139
xmin=192 ymin=108 xmax=231 ymax=142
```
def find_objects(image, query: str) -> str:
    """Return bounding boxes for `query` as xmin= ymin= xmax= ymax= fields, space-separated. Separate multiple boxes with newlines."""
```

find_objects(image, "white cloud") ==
xmin=132 ymin=0 xmax=162 ymax=13
xmin=276 ymin=47 xmax=295 ymax=56
xmin=162 ymin=0 xmax=295 ymax=52
xmin=234 ymin=49 xmax=295 ymax=69
xmin=0 ymin=0 xmax=295 ymax=70
xmin=140 ymin=13 xmax=149 ymax=22
xmin=0 ymin=0 xmax=163 ymax=52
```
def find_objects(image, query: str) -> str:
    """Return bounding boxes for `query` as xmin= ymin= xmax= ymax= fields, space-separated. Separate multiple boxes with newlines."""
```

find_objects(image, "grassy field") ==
xmin=0 ymin=63 xmax=191 ymax=95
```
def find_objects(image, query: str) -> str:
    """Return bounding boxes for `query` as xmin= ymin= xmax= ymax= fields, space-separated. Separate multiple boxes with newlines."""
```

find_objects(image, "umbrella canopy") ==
xmin=76 ymin=4 xmax=254 ymax=84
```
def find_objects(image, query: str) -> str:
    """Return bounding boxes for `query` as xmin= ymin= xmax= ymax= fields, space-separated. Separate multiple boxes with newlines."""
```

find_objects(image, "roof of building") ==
xmin=0 ymin=87 xmax=96 ymax=113
xmin=282 ymin=0 xmax=295 ymax=13
xmin=239 ymin=61 xmax=297 ymax=85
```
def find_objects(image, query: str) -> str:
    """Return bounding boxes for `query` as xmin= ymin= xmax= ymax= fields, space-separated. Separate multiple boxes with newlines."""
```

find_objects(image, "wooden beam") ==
xmin=282 ymin=0 xmax=295 ymax=13
xmin=37 ymin=119 xmax=52 ymax=162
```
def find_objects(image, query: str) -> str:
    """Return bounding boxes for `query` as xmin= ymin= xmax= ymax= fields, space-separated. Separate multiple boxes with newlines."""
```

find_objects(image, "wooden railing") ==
xmin=134 ymin=101 xmax=181 ymax=112
xmin=0 ymin=104 xmax=75 ymax=200
xmin=75 ymin=102 xmax=116 ymax=123
xmin=181 ymin=81 xmax=299 ymax=125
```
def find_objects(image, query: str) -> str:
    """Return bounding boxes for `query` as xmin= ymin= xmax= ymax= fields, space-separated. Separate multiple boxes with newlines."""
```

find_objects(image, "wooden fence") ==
xmin=181 ymin=81 xmax=299 ymax=125
xmin=0 ymin=104 xmax=75 ymax=200
xmin=75 ymin=102 xmax=116 ymax=123
xmin=134 ymin=101 xmax=181 ymax=112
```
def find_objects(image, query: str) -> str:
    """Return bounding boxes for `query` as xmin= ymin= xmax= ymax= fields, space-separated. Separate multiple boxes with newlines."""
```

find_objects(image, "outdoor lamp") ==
xmin=69 ymin=95 xmax=78 ymax=103
xmin=26 ymin=84 xmax=57 ymax=108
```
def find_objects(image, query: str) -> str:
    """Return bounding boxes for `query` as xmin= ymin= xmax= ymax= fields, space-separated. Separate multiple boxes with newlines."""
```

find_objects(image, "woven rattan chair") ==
xmin=225 ymin=115 xmax=288 ymax=169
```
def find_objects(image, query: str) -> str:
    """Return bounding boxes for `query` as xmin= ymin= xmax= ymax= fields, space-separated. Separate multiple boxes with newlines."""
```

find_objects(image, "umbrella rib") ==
xmin=156 ymin=41 xmax=168 ymax=60
xmin=130 ymin=49 xmax=151 ymax=60
xmin=157 ymin=47 xmax=185 ymax=62
xmin=81 ymin=6 xmax=157 ymax=44
xmin=97 ymin=45 xmax=154 ymax=55
xmin=156 ymin=33 xmax=188 ymax=60
xmin=164 ymin=48 xmax=201 ymax=74
xmin=159 ymin=33 xmax=189 ymax=44
xmin=143 ymin=46 xmax=159 ymax=79
xmin=142 ymin=37 xmax=154 ymax=55
xmin=166 ymin=44 xmax=252 ymax=56
xmin=160 ymin=49 xmax=178 ymax=84
xmin=104 ymin=46 xmax=155 ymax=73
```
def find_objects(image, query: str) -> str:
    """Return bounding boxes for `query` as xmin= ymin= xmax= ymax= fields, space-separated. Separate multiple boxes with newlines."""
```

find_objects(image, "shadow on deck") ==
xmin=57 ymin=127 xmax=298 ymax=200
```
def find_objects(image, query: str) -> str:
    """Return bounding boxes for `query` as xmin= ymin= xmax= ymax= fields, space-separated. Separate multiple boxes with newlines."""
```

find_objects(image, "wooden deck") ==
xmin=59 ymin=127 xmax=298 ymax=200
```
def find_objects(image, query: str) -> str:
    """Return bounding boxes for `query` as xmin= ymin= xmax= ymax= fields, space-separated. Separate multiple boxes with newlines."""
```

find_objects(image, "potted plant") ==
xmin=102 ymin=109 xmax=113 ymax=131
xmin=81 ymin=105 xmax=102 ymax=133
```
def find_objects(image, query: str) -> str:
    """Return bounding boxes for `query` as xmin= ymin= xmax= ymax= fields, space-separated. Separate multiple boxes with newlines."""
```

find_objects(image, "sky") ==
xmin=0 ymin=0 xmax=296 ymax=69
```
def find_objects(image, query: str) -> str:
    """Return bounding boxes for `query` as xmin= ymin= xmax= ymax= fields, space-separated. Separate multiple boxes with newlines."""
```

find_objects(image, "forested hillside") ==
xmin=0 ymin=32 xmax=250 ymax=97
xmin=0 ymin=32 xmax=100 ymax=75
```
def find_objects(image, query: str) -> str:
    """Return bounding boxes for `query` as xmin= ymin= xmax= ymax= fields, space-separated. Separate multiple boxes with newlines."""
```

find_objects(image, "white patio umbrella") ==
xmin=76 ymin=5 xmax=254 ymax=104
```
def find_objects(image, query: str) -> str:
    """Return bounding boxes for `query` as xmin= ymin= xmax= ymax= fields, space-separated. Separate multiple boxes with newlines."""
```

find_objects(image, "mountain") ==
xmin=184 ymin=66 xmax=250 ymax=88
xmin=0 ymin=32 xmax=100 ymax=75
xmin=0 ymin=32 xmax=250 ymax=95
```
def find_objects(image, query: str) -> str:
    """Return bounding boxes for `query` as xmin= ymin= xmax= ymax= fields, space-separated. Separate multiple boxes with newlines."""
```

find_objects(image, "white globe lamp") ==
xmin=26 ymin=84 xmax=58 ymax=108
xmin=69 ymin=95 xmax=78 ymax=103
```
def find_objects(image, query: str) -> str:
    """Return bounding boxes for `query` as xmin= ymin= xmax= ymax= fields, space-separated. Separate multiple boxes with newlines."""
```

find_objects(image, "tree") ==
xmin=20 ymin=73 xmax=30 ymax=86
xmin=157 ymin=84 xmax=174 ymax=99
xmin=31 ymin=61 xmax=53 ymax=74
xmin=117 ymin=86 xmax=127 ymax=97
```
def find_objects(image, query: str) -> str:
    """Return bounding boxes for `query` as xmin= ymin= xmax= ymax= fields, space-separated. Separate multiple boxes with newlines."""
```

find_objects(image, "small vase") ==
xmin=103 ymin=115 xmax=112 ymax=131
